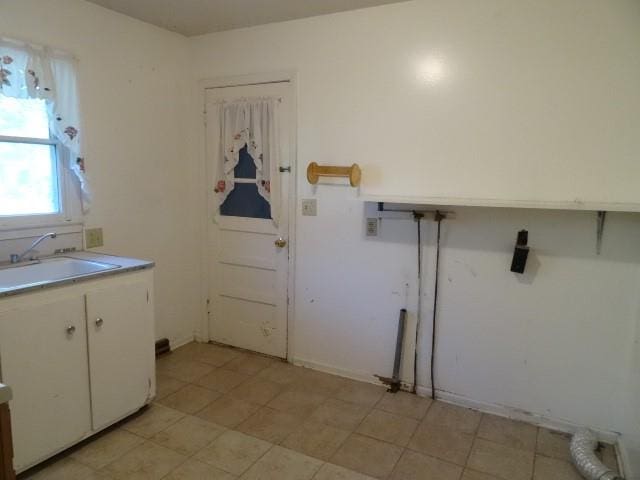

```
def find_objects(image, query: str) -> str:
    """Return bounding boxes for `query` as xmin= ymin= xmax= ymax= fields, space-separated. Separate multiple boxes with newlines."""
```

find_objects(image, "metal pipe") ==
xmin=392 ymin=309 xmax=407 ymax=389
xmin=570 ymin=429 xmax=624 ymax=480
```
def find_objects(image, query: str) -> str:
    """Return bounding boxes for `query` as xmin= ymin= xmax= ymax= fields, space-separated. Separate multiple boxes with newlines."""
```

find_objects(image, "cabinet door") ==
xmin=0 ymin=294 xmax=91 ymax=471
xmin=86 ymin=278 xmax=154 ymax=430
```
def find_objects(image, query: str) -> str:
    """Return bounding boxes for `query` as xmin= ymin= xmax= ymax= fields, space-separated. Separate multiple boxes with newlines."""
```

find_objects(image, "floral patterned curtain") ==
xmin=210 ymin=97 xmax=280 ymax=225
xmin=0 ymin=38 xmax=90 ymax=211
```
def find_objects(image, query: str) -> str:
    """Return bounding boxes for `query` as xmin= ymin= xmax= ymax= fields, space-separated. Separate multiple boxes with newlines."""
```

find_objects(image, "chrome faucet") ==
xmin=10 ymin=232 xmax=57 ymax=264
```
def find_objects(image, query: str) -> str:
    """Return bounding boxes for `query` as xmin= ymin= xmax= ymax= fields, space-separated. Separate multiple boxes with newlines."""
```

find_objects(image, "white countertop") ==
xmin=0 ymin=383 xmax=11 ymax=404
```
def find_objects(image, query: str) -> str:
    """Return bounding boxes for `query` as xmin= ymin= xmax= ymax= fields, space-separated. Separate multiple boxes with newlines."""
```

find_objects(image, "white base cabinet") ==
xmin=0 ymin=269 xmax=155 ymax=473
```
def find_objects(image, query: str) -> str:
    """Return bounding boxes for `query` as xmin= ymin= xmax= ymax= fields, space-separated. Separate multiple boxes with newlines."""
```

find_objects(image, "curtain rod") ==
xmin=209 ymin=96 xmax=283 ymax=105
xmin=0 ymin=35 xmax=78 ymax=61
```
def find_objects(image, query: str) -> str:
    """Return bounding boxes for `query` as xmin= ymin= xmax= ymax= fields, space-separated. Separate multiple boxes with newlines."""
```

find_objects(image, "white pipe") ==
xmin=570 ymin=429 xmax=623 ymax=480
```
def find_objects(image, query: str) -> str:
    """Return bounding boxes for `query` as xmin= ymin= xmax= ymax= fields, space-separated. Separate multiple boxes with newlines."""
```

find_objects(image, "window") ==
xmin=220 ymin=145 xmax=271 ymax=219
xmin=1 ymin=38 xmax=87 ymax=230
xmin=0 ymin=94 xmax=62 ymax=218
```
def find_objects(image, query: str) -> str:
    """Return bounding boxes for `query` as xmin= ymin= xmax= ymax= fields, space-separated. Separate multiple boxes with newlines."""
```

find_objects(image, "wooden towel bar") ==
xmin=306 ymin=162 xmax=361 ymax=187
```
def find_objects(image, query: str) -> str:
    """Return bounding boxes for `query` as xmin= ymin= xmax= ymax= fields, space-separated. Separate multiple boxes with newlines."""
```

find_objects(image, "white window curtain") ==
xmin=210 ymin=97 xmax=280 ymax=225
xmin=0 ymin=37 xmax=90 ymax=211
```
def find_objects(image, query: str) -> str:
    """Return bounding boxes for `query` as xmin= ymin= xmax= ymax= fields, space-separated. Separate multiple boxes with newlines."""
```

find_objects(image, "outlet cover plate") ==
xmin=301 ymin=198 xmax=317 ymax=216
xmin=366 ymin=218 xmax=378 ymax=236
xmin=85 ymin=228 xmax=104 ymax=248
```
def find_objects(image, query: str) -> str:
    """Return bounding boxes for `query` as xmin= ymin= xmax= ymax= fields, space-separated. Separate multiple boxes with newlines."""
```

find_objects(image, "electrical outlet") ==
xmin=366 ymin=218 xmax=378 ymax=236
xmin=301 ymin=198 xmax=317 ymax=216
xmin=85 ymin=228 xmax=104 ymax=249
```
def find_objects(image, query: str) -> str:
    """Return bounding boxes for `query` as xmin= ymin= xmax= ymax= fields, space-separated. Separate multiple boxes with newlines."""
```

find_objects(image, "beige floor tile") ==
xmin=268 ymin=389 xmax=327 ymax=417
xmin=156 ymin=374 xmax=188 ymax=401
xmin=293 ymin=369 xmax=348 ymax=396
xmin=356 ymin=409 xmax=418 ymax=447
xmin=164 ymin=458 xmax=237 ymax=479
xmin=101 ymin=441 xmax=186 ymax=480
xmin=156 ymin=353 xmax=180 ymax=375
xmin=477 ymin=414 xmax=537 ymax=451
xmin=197 ymin=344 xmax=242 ymax=367
xmin=239 ymin=446 xmax=322 ymax=479
xmin=309 ymin=398 xmax=370 ymax=431
xmin=122 ymin=404 xmax=185 ymax=439
xmin=376 ymin=392 xmax=432 ymax=420
xmin=70 ymin=429 xmax=145 ymax=469
xmin=333 ymin=380 xmax=385 ymax=408
xmin=197 ymin=394 xmax=262 ymax=428
xmin=467 ymin=439 xmax=534 ymax=480
xmin=157 ymin=358 xmax=216 ymax=383
xmin=23 ymin=458 xmax=114 ymax=480
xmin=423 ymin=401 xmax=481 ymax=435
xmin=151 ymin=415 xmax=226 ymax=456
xmin=314 ymin=463 xmax=378 ymax=480
xmin=536 ymin=428 xmax=572 ymax=462
xmin=282 ymin=421 xmax=350 ymax=461
xmin=225 ymin=353 xmax=276 ymax=375
xmin=196 ymin=368 xmax=251 ymax=393
xmin=237 ymin=407 xmax=304 ymax=443
xmin=390 ymin=450 xmax=462 ymax=480
xmin=169 ymin=342 xmax=207 ymax=361
xmin=533 ymin=455 xmax=582 ymax=480
xmin=598 ymin=443 xmax=619 ymax=473
xmin=158 ymin=384 xmax=221 ymax=414
xmin=407 ymin=421 xmax=474 ymax=466
xmin=461 ymin=469 xmax=501 ymax=480
xmin=331 ymin=433 xmax=403 ymax=479
xmin=195 ymin=430 xmax=273 ymax=475
xmin=230 ymin=377 xmax=283 ymax=405
xmin=256 ymin=361 xmax=303 ymax=385
xmin=171 ymin=342 xmax=240 ymax=365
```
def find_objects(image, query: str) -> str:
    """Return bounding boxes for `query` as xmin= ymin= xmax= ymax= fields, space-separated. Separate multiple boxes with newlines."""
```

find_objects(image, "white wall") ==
xmin=1 ymin=0 xmax=638 ymax=474
xmin=192 ymin=0 xmax=640 ymax=208
xmin=0 ymin=0 xmax=201 ymax=346
xmin=191 ymin=0 xmax=640 ymax=473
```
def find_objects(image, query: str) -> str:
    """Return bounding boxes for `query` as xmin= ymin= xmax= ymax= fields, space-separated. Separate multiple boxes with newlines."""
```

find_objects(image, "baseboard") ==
xmin=169 ymin=334 xmax=195 ymax=351
xmin=414 ymin=386 xmax=620 ymax=445
xmin=618 ymin=439 xmax=640 ymax=480
xmin=194 ymin=332 xmax=208 ymax=343
xmin=291 ymin=356 xmax=392 ymax=385
xmin=292 ymin=356 xmax=625 ymax=471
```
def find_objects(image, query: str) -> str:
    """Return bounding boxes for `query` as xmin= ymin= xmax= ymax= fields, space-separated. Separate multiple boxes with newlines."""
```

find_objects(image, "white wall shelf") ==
xmin=359 ymin=194 xmax=640 ymax=213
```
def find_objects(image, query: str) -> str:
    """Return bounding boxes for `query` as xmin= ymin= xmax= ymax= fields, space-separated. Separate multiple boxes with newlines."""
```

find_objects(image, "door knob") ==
xmin=66 ymin=325 xmax=76 ymax=335
xmin=95 ymin=318 xmax=104 ymax=327
xmin=275 ymin=237 xmax=287 ymax=248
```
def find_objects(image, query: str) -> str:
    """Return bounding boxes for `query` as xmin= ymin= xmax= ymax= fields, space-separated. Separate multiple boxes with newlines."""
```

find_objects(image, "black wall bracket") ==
xmin=510 ymin=230 xmax=530 ymax=274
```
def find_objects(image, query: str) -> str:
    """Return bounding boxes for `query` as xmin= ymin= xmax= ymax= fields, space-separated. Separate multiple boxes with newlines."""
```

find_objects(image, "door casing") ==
xmin=198 ymin=71 xmax=298 ymax=361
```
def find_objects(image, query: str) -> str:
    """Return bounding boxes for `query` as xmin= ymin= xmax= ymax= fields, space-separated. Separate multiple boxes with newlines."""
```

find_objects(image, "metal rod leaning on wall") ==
xmin=376 ymin=309 xmax=408 ymax=393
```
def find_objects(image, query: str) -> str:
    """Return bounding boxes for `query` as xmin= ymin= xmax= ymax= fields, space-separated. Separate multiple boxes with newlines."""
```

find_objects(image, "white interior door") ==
xmin=205 ymin=82 xmax=292 ymax=358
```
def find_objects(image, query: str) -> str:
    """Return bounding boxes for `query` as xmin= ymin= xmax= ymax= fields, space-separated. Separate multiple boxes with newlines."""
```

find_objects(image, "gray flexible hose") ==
xmin=570 ymin=429 xmax=624 ymax=480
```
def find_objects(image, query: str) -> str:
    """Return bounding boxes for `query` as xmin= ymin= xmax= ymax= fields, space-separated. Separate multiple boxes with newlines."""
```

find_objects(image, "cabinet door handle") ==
xmin=95 ymin=318 xmax=104 ymax=327
xmin=66 ymin=325 xmax=76 ymax=335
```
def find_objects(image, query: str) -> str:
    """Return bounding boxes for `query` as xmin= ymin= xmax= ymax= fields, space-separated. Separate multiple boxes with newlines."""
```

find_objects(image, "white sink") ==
xmin=0 ymin=257 xmax=120 ymax=292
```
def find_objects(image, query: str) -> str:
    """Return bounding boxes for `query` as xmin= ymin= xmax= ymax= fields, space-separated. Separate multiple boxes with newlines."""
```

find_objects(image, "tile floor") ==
xmin=20 ymin=342 xmax=620 ymax=480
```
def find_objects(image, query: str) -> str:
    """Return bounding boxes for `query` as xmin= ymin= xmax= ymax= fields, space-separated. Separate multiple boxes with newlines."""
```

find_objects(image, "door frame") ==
xmin=197 ymin=71 xmax=298 ymax=361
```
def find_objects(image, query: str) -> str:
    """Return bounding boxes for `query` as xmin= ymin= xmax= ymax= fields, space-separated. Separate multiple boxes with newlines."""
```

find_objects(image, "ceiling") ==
xmin=86 ymin=0 xmax=409 ymax=37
